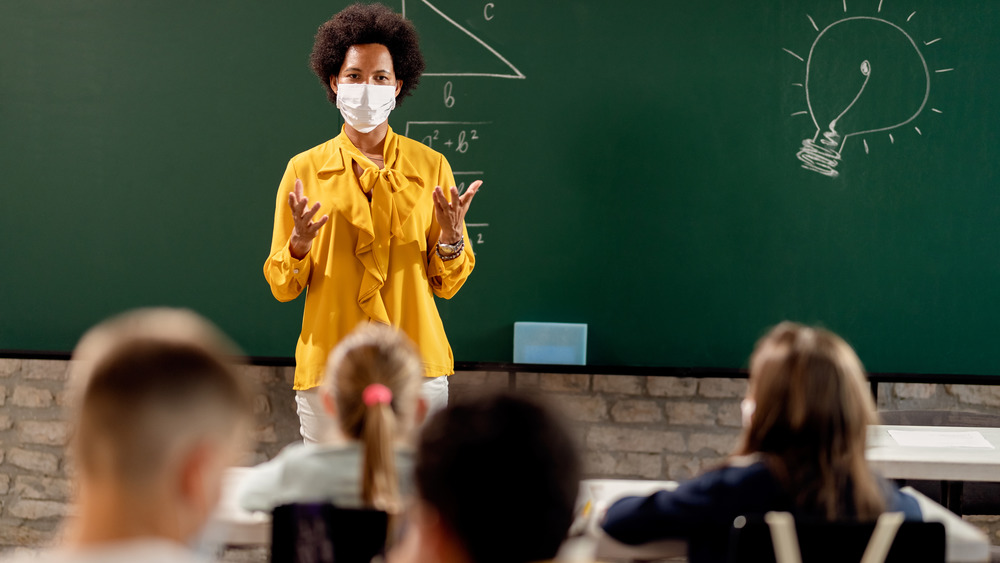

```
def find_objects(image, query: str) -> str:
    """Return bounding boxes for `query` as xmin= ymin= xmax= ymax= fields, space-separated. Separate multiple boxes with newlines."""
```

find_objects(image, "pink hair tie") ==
xmin=362 ymin=383 xmax=393 ymax=406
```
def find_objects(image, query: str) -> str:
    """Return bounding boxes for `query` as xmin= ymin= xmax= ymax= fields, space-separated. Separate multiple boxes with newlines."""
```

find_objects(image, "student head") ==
xmin=319 ymin=323 xmax=425 ymax=512
xmin=391 ymin=392 xmax=581 ymax=563
xmin=735 ymin=321 xmax=882 ymax=520
xmin=310 ymin=2 xmax=426 ymax=106
xmin=67 ymin=308 xmax=253 ymax=545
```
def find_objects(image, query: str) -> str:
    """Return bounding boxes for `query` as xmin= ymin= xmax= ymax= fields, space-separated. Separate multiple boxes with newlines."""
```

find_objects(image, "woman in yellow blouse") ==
xmin=264 ymin=3 xmax=480 ymax=443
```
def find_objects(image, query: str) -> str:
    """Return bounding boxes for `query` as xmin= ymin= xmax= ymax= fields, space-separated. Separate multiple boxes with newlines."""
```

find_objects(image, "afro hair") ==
xmin=310 ymin=3 xmax=425 ymax=106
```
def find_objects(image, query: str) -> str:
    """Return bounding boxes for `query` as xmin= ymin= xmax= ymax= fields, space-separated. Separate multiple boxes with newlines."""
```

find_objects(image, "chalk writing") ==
xmin=401 ymin=0 xmax=525 ymax=79
xmin=787 ymin=9 xmax=935 ymax=178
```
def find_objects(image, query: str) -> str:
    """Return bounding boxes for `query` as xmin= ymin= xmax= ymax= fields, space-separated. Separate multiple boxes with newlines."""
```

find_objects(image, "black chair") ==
xmin=270 ymin=503 xmax=389 ymax=563
xmin=878 ymin=409 xmax=1000 ymax=516
xmin=727 ymin=513 xmax=945 ymax=563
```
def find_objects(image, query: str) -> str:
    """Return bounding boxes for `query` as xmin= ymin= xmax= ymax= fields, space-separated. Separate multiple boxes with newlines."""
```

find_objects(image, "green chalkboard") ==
xmin=2 ymin=1 xmax=1000 ymax=375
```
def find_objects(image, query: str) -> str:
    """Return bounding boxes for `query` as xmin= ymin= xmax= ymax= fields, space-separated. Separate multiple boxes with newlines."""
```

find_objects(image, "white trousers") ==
xmin=295 ymin=376 xmax=450 ymax=445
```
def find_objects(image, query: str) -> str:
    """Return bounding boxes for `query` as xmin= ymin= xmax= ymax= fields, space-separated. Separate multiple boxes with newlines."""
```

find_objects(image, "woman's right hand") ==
xmin=287 ymin=179 xmax=329 ymax=259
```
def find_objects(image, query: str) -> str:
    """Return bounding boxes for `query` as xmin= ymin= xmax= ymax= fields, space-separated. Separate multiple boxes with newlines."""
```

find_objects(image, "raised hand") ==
xmin=432 ymin=180 xmax=482 ymax=244
xmin=287 ymin=179 xmax=329 ymax=259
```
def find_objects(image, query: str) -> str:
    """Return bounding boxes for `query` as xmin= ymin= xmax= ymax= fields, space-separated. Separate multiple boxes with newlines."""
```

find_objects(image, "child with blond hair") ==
xmin=2 ymin=308 xmax=254 ymax=563
xmin=239 ymin=324 xmax=425 ymax=513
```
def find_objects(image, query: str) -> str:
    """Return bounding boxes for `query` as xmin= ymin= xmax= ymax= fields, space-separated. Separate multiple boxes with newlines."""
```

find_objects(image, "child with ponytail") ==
xmin=238 ymin=323 xmax=425 ymax=513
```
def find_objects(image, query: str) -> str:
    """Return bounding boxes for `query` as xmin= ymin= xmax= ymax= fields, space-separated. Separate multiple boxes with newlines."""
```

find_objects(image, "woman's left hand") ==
xmin=433 ymin=180 xmax=482 ymax=244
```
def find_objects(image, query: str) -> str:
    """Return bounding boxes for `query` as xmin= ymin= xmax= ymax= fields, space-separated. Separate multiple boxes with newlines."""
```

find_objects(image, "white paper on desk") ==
xmin=887 ymin=429 xmax=994 ymax=449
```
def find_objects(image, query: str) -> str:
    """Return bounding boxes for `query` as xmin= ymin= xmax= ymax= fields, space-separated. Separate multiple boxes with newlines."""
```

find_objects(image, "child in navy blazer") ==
xmin=602 ymin=322 xmax=921 ymax=563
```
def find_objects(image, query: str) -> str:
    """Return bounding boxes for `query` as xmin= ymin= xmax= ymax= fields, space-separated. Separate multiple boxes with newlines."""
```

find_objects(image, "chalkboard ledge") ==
xmin=3 ymin=350 xmax=1000 ymax=386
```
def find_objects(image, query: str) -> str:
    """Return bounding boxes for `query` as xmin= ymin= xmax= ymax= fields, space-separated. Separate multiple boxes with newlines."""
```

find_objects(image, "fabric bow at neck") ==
xmin=339 ymin=132 xmax=422 ymax=325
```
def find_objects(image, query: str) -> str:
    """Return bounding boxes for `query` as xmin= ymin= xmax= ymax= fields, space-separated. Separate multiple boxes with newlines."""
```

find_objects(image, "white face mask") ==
xmin=741 ymin=398 xmax=756 ymax=428
xmin=335 ymin=83 xmax=397 ymax=133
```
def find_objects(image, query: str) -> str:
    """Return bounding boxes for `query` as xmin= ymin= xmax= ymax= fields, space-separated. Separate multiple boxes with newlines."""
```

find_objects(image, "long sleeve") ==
xmin=236 ymin=448 xmax=295 ymax=513
xmin=263 ymin=160 xmax=312 ymax=302
xmin=602 ymin=463 xmax=787 ymax=545
xmin=426 ymin=154 xmax=475 ymax=299
xmin=602 ymin=464 xmax=922 ymax=563
xmin=236 ymin=443 xmax=417 ymax=513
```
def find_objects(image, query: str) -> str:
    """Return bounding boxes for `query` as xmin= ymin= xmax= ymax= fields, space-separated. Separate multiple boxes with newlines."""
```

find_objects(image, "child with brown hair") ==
xmin=601 ymin=322 xmax=922 ymax=563
xmin=238 ymin=323 xmax=425 ymax=513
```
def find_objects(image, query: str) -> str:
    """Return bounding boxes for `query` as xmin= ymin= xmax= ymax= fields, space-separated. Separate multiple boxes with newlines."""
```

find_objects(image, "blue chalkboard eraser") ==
xmin=513 ymin=322 xmax=587 ymax=365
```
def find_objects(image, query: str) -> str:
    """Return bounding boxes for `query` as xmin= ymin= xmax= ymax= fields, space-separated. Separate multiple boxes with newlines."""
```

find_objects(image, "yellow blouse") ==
xmin=264 ymin=126 xmax=475 ymax=390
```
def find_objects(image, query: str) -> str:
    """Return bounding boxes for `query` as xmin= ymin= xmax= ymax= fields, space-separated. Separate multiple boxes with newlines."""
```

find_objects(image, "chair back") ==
xmin=270 ymin=503 xmax=389 ymax=563
xmin=726 ymin=512 xmax=945 ymax=563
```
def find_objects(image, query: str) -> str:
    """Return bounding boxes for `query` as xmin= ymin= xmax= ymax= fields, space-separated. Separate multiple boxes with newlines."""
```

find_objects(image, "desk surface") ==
xmin=867 ymin=425 xmax=1000 ymax=482
xmin=212 ymin=424 xmax=1000 ymax=558
xmin=208 ymin=467 xmax=271 ymax=546
xmin=575 ymin=479 xmax=688 ymax=561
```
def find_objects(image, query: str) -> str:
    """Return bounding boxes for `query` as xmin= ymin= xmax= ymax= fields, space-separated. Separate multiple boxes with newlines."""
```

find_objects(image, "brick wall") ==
xmin=461 ymin=373 xmax=750 ymax=481
xmin=5 ymin=359 xmax=1000 ymax=552
xmin=877 ymin=381 xmax=1000 ymax=412
xmin=0 ymin=360 xmax=73 ymax=549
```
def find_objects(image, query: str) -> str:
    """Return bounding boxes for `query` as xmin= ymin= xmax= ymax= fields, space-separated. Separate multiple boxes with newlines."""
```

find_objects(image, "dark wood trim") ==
xmin=4 ymin=351 xmax=1000 ymax=387
xmin=0 ymin=350 xmax=72 ymax=361
xmin=455 ymin=361 xmax=748 ymax=378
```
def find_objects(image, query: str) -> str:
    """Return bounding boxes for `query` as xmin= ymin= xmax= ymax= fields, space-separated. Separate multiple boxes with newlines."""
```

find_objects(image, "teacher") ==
xmin=264 ymin=3 xmax=480 ymax=443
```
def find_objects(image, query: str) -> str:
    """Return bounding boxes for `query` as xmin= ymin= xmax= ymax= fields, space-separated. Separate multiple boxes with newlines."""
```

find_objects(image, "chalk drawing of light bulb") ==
xmin=793 ymin=16 xmax=930 ymax=178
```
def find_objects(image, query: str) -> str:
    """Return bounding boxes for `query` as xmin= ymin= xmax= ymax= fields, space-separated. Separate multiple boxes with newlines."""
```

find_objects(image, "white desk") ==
xmin=214 ymin=425 xmax=1000 ymax=557
xmin=207 ymin=467 xmax=271 ymax=546
xmin=574 ymin=479 xmax=686 ymax=561
xmin=867 ymin=424 xmax=1000 ymax=516
xmin=867 ymin=425 xmax=1000 ymax=482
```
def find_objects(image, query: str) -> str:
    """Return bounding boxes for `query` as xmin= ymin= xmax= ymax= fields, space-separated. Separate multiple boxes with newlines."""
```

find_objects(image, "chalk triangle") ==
xmin=402 ymin=0 xmax=525 ymax=79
